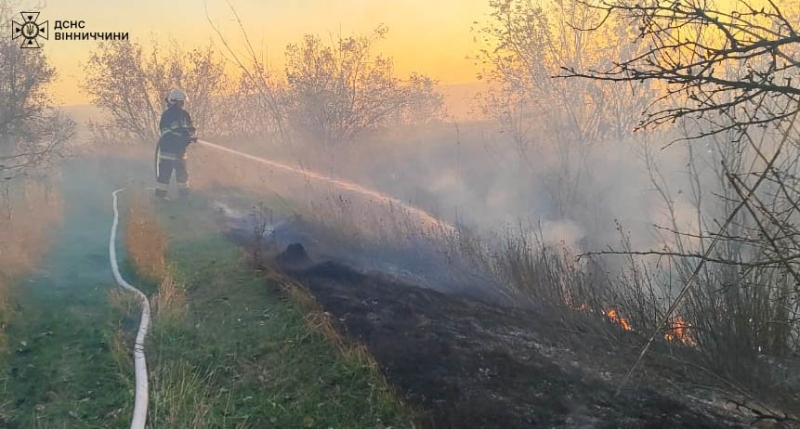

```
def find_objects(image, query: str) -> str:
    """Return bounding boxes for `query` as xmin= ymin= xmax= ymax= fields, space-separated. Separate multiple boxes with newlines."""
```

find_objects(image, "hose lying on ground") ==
xmin=109 ymin=188 xmax=151 ymax=429
xmin=102 ymin=140 xmax=441 ymax=428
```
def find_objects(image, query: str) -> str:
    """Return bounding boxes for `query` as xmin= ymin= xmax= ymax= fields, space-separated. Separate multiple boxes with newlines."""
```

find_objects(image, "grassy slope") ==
xmin=141 ymin=194 xmax=414 ymax=428
xmin=0 ymin=157 xmax=413 ymax=428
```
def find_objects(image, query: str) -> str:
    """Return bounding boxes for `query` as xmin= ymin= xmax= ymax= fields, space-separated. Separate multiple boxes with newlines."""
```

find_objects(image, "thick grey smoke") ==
xmin=243 ymin=119 xmax=707 ymax=258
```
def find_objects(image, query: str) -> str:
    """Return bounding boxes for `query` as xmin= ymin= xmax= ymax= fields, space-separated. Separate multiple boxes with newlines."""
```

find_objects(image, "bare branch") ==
xmin=561 ymin=0 xmax=800 ymax=139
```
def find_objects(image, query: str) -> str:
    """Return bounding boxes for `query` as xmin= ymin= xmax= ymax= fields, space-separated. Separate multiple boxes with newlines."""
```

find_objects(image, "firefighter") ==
xmin=154 ymin=88 xmax=197 ymax=200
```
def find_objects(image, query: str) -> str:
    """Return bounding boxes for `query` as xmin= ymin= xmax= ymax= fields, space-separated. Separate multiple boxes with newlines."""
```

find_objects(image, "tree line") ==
xmin=81 ymin=25 xmax=446 ymax=149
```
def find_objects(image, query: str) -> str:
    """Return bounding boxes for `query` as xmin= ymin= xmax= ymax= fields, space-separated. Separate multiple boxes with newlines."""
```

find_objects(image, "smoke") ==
xmin=211 ymin=116 xmax=717 ymax=268
xmin=250 ymin=122 xmax=705 ymax=258
xmin=65 ymin=73 xmax=766 ymax=306
xmin=540 ymin=219 xmax=584 ymax=249
xmin=60 ymin=78 xmax=735 ymax=303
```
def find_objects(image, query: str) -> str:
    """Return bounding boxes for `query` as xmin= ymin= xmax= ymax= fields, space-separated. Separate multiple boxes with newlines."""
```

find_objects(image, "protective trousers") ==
xmin=155 ymin=146 xmax=190 ymax=198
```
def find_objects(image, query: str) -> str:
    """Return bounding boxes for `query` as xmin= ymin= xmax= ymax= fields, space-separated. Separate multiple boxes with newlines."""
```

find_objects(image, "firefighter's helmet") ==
xmin=167 ymin=89 xmax=187 ymax=105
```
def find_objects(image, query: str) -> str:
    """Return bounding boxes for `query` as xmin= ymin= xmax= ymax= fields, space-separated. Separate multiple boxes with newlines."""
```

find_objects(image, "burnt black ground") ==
xmin=213 ymin=200 xmax=515 ymax=306
xmin=211 ymin=200 xmax=763 ymax=428
xmin=272 ymin=243 xmax=747 ymax=429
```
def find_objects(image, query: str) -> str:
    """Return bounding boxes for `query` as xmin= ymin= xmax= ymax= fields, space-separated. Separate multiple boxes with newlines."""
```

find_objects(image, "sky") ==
xmin=31 ymin=0 xmax=492 ymax=105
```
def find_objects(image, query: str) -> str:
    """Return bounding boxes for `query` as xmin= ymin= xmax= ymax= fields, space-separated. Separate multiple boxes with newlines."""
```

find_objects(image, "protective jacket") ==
xmin=158 ymin=105 xmax=195 ymax=155
xmin=154 ymin=104 xmax=196 ymax=199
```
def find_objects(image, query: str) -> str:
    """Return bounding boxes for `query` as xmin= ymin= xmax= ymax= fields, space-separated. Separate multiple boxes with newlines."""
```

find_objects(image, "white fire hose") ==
xmin=109 ymin=188 xmax=151 ymax=429
xmin=104 ymin=140 xmax=448 ymax=429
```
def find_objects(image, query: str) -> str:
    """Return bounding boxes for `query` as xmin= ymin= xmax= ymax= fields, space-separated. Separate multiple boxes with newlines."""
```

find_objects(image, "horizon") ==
xmin=30 ymin=0 xmax=491 ymax=106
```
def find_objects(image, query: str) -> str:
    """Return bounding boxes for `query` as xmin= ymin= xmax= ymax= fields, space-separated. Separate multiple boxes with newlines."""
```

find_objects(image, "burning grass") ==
xmin=449 ymin=221 xmax=798 ymax=418
xmin=239 ymin=186 xmax=794 ymax=417
xmin=595 ymin=307 xmax=696 ymax=346
xmin=664 ymin=316 xmax=696 ymax=346
xmin=603 ymin=308 xmax=633 ymax=331
xmin=178 ymin=136 xmax=796 ymax=417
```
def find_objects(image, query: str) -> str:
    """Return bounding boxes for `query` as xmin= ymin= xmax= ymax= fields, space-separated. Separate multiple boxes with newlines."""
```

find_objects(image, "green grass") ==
xmin=0 ymin=290 xmax=132 ymax=428
xmin=130 ymin=193 xmax=416 ymax=428
xmin=0 ymin=157 xmax=414 ymax=428
xmin=0 ymin=161 xmax=134 ymax=429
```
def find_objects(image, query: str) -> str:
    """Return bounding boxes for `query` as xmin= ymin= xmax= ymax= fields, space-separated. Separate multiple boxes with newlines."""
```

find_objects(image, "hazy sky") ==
xmin=34 ymin=0 xmax=491 ymax=105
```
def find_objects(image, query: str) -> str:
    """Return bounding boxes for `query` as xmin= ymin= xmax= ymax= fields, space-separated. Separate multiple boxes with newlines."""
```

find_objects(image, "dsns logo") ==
xmin=12 ymin=12 xmax=49 ymax=48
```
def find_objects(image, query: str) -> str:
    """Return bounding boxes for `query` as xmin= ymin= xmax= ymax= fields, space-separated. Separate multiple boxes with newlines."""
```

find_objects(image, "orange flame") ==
xmin=664 ymin=316 xmax=696 ymax=346
xmin=574 ymin=304 xmax=633 ymax=331
xmin=574 ymin=303 xmax=696 ymax=346
xmin=604 ymin=308 xmax=632 ymax=331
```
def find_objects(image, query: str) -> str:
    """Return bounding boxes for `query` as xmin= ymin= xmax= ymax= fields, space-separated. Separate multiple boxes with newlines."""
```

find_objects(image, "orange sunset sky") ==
xmin=32 ymin=0 xmax=491 ymax=106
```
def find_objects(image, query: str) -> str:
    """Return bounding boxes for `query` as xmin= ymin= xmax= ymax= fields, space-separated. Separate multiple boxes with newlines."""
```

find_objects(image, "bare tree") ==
xmin=83 ymin=40 xmax=230 ymax=144
xmin=155 ymin=43 xmax=231 ymax=138
xmin=474 ymin=0 xmax=655 ymax=221
xmin=205 ymin=3 xmax=291 ymax=145
xmin=560 ymin=0 xmax=800 ymax=140
xmin=83 ymin=41 xmax=160 ymax=143
xmin=560 ymin=0 xmax=800 ymax=406
xmin=284 ymin=26 xmax=445 ymax=148
xmin=204 ymin=2 xmax=445 ymax=151
xmin=387 ymin=72 xmax=446 ymax=126
xmin=220 ymin=74 xmax=288 ymax=141
xmin=0 ymin=1 xmax=74 ymax=178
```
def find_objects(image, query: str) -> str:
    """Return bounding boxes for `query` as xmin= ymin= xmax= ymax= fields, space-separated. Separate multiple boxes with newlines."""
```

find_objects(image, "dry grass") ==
xmin=0 ymin=179 xmax=64 ymax=350
xmin=115 ymin=191 xmax=208 ymax=425
xmin=0 ymin=180 xmax=64 ymax=275
xmin=124 ymin=192 xmax=168 ymax=281
xmin=106 ymin=276 xmax=204 ymax=428
xmin=122 ymin=192 xmax=189 ymax=325
xmin=188 ymin=145 xmax=281 ymax=197
xmin=151 ymin=273 xmax=188 ymax=325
